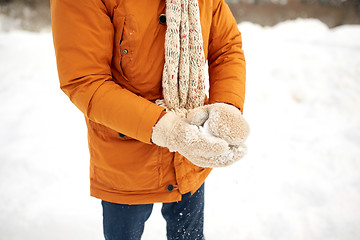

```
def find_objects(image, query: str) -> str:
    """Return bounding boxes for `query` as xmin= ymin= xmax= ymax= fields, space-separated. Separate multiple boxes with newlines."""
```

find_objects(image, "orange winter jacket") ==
xmin=51 ymin=0 xmax=246 ymax=204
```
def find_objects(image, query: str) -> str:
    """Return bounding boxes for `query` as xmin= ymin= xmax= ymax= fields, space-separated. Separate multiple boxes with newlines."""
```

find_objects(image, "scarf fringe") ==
xmin=155 ymin=99 xmax=189 ymax=118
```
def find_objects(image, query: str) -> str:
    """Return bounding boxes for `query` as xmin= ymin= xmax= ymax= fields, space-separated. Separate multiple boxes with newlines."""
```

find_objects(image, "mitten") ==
xmin=187 ymin=102 xmax=249 ymax=145
xmin=152 ymin=111 xmax=229 ymax=162
xmin=188 ymin=144 xmax=248 ymax=168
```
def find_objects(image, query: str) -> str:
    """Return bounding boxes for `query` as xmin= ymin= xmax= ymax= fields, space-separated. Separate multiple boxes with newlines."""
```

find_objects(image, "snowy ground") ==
xmin=0 ymin=18 xmax=360 ymax=240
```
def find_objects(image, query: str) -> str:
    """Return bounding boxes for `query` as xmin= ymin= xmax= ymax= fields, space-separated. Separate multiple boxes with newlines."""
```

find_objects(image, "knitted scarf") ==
xmin=156 ymin=0 xmax=206 ymax=115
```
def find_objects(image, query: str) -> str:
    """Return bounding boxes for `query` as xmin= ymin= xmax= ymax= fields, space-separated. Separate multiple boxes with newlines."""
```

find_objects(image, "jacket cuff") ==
xmin=136 ymin=103 xmax=166 ymax=144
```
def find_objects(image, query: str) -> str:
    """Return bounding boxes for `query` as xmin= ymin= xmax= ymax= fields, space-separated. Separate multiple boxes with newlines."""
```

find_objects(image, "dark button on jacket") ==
xmin=118 ymin=133 xmax=126 ymax=138
xmin=159 ymin=14 xmax=166 ymax=25
xmin=166 ymin=184 xmax=174 ymax=192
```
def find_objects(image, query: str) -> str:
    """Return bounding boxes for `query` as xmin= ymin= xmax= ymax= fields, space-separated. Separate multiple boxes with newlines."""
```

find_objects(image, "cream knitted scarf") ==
xmin=156 ymin=0 xmax=206 ymax=115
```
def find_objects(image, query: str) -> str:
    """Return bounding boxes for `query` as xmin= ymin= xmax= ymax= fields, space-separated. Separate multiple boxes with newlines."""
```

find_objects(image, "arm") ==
xmin=208 ymin=0 xmax=246 ymax=113
xmin=51 ymin=0 xmax=164 ymax=144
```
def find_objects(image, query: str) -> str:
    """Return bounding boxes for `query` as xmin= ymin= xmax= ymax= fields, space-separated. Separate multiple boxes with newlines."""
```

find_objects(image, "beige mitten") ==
xmin=152 ymin=111 xmax=229 ymax=162
xmin=187 ymin=102 xmax=250 ymax=145
xmin=188 ymin=144 xmax=248 ymax=168
xmin=184 ymin=102 xmax=250 ymax=167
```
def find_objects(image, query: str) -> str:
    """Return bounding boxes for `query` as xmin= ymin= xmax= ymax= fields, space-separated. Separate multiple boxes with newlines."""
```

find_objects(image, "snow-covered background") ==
xmin=0 ymin=18 xmax=359 ymax=239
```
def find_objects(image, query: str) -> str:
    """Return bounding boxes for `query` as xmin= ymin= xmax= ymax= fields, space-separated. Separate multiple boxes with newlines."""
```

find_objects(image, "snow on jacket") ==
xmin=51 ymin=0 xmax=246 ymax=204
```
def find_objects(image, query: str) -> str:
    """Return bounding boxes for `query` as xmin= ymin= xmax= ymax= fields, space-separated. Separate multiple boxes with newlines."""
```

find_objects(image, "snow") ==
xmin=199 ymin=119 xmax=212 ymax=137
xmin=1 ymin=18 xmax=360 ymax=239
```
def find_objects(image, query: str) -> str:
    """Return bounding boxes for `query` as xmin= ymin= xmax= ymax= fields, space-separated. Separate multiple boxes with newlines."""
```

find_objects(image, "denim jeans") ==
xmin=102 ymin=184 xmax=205 ymax=240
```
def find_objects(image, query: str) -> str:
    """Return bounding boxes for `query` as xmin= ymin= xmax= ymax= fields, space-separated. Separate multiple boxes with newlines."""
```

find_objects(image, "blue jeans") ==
xmin=102 ymin=184 xmax=205 ymax=240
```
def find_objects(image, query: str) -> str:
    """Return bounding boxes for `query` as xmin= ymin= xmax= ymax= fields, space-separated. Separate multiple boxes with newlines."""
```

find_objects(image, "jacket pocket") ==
xmin=87 ymin=119 xmax=162 ymax=192
xmin=112 ymin=12 xmax=128 ymax=81
xmin=87 ymin=119 xmax=133 ymax=141
xmin=89 ymin=142 xmax=162 ymax=192
xmin=112 ymin=10 xmax=138 ymax=82
xmin=92 ymin=160 xmax=161 ymax=192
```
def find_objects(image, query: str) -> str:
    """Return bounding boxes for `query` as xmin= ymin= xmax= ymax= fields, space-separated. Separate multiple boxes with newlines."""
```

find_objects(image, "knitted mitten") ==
xmin=187 ymin=103 xmax=250 ymax=145
xmin=152 ymin=112 xmax=229 ymax=162
xmin=187 ymin=143 xmax=248 ymax=168
xmin=184 ymin=103 xmax=249 ymax=167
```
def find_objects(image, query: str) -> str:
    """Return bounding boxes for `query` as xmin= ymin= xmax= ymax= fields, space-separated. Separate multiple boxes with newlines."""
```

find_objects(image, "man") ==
xmin=51 ymin=0 xmax=247 ymax=239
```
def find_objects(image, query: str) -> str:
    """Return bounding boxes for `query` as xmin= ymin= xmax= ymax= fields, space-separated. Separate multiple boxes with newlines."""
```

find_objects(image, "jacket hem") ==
xmin=90 ymin=185 xmax=183 ymax=205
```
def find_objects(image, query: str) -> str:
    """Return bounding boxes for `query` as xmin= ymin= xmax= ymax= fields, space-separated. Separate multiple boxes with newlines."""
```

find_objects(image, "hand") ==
xmin=185 ymin=102 xmax=250 ymax=168
xmin=152 ymin=111 xmax=229 ymax=162
xmin=187 ymin=102 xmax=249 ymax=145
xmin=188 ymin=143 xmax=248 ymax=168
